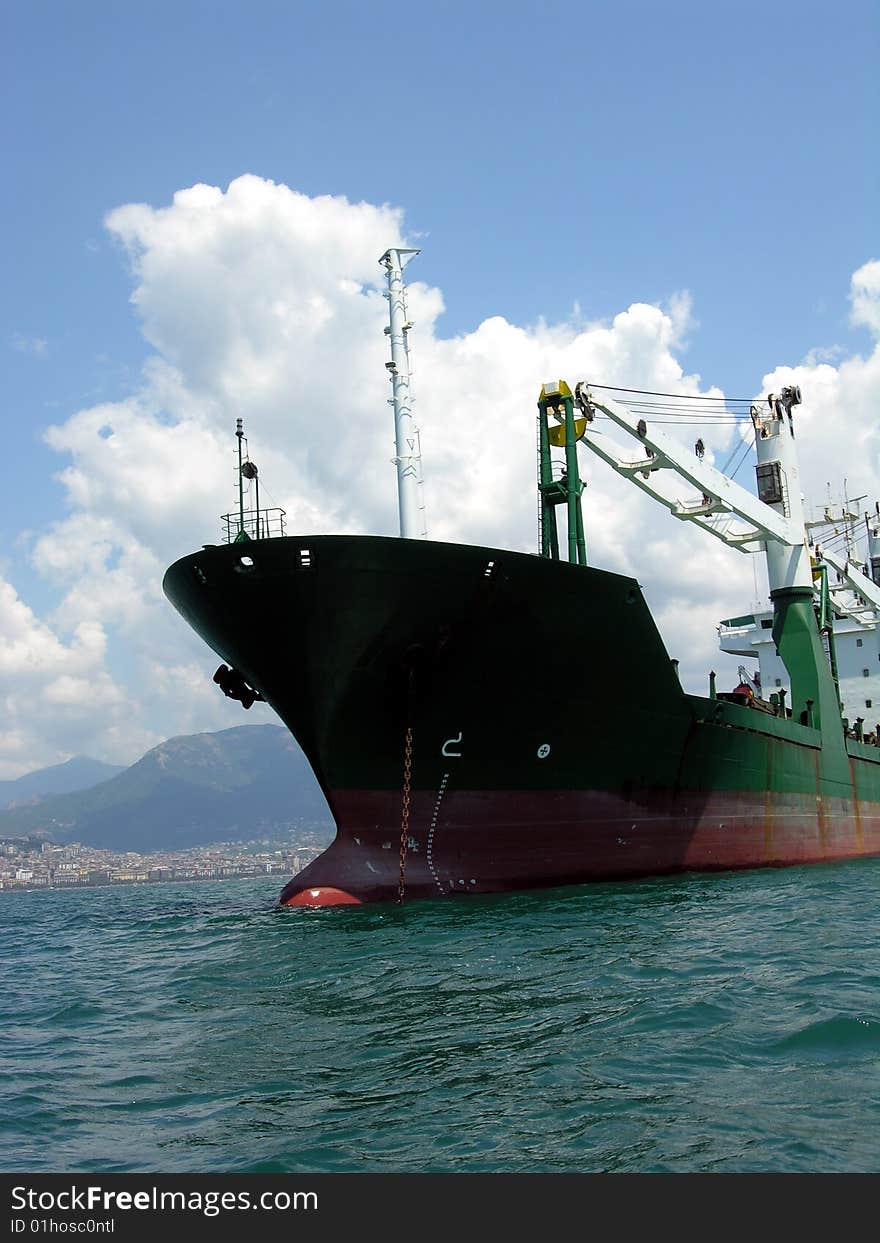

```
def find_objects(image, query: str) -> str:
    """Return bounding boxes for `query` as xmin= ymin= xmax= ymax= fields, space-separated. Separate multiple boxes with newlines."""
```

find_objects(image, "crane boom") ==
xmin=579 ymin=391 xmax=803 ymax=555
xmin=818 ymin=548 xmax=880 ymax=614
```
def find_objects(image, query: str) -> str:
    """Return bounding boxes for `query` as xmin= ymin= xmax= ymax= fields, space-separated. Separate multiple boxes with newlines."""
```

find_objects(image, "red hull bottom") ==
xmin=279 ymin=787 xmax=880 ymax=905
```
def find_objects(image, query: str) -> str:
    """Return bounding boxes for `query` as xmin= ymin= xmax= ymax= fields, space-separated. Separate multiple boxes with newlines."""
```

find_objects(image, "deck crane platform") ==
xmin=570 ymin=383 xmax=839 ymax=728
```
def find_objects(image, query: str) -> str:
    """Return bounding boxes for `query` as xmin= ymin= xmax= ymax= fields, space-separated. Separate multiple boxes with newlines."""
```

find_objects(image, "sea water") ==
xmin=2 ymin=859 xmax=879 ymax=1173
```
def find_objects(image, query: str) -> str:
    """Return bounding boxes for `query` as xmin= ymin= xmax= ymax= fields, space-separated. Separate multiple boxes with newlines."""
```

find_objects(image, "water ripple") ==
xmin=2 ymin=860 xmax=879 ymax=1172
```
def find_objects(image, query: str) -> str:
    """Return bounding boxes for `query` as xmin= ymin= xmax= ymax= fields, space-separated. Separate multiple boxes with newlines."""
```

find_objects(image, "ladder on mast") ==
xmin=536 ymin=381 xmax=587 ymax=566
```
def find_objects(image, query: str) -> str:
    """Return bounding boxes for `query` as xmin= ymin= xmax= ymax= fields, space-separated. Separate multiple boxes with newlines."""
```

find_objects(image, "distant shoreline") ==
xmin=1 ymin=870 xmax=291 ymax=896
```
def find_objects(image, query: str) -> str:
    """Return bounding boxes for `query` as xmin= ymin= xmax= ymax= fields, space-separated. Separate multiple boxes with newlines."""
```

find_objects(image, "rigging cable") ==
xmin=587 ymin=382 xmax=757 ymax=403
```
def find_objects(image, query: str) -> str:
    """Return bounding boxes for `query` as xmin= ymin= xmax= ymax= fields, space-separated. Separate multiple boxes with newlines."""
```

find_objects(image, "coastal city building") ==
xmin=0 ymin=831 xmax=329 ymax=892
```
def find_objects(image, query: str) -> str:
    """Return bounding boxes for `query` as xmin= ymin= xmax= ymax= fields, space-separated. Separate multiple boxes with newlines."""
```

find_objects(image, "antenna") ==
xmin=236 ymin=418 xmax=245 ymax=538
xmin=380 ymin=247 xmax=427 ymax=539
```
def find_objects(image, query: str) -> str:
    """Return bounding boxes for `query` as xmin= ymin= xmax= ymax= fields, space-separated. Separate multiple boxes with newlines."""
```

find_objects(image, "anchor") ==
xmin=212 ymin=665 xmax=265 ymax=710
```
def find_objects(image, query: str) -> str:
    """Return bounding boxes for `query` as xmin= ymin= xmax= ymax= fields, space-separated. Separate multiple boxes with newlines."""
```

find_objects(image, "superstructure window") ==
xmin=775 ymin=678 xmax=782 ymax=687
xmin=761 ymin=619 xmax=773 ymax=629
xmin=864 ymin=669 xmax=871 ymax=677
xmin=857 ymin=638 xmax=863 ymax=647
xmin=866 ymin=700 xmax=873 ymax=709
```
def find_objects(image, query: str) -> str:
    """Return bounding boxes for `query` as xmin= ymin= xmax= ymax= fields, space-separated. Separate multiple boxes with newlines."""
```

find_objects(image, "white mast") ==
xmin=749 ymin=388 xmax=813 ymax=594
xmin=380 ymin=247 xmax=427 ymax=539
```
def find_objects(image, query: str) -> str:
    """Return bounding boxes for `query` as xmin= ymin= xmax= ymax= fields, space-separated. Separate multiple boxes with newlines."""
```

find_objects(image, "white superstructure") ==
xmin=718 ymin=495 xmax=880 ymax=726
xmin=719 ymin=607 xmax=880 ymax=727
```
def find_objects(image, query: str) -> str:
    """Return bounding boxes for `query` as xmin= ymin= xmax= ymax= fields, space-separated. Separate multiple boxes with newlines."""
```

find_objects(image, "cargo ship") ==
xmin=162 ymin=250 xmax=880 ymax=905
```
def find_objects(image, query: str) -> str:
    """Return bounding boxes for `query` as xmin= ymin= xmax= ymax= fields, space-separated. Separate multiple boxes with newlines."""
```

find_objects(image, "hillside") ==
xmin=0 ymin=725 xmax=331 ymax=851
xmin=0 ymin=756 xmax=125 ymax=809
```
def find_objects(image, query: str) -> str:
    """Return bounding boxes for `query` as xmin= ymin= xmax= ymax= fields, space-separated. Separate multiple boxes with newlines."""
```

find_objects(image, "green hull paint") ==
xmin=771 ymin=586 xmax=844 ymax=744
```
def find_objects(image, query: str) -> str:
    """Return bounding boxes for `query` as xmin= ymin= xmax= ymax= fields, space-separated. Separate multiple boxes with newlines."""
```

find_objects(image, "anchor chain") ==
xmin=397 ymin=725 xmax=413 ymax=904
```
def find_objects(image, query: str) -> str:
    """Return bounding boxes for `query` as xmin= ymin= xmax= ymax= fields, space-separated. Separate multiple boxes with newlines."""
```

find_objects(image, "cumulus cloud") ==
xmin=4 ymin=175 xmax=878 ymax=777
xmin=0 ymin=575 xmax=150 ymax=779
xmin=850 ymin=259 xmax=880 ymax=336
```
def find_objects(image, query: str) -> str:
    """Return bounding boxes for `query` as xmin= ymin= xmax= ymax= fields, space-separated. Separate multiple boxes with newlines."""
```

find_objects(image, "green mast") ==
xmin=537 ymin=381 xmax=587 ymax=566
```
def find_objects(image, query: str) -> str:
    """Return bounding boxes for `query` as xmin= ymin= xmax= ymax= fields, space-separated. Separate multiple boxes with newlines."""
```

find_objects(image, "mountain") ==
xmin=0 ymin=725 xmax=331 ymax=851
xmin=0 ymin=756 xmax=126 ymax=810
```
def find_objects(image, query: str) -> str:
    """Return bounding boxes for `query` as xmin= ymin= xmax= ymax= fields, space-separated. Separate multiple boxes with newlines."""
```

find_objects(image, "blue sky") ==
xmin=1 ymin=0 xmax=878 ymax=774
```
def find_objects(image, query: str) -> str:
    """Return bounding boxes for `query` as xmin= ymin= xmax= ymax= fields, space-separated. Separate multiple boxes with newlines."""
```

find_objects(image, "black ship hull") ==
xmin=162 ymin=535 xmax=880 ymax=904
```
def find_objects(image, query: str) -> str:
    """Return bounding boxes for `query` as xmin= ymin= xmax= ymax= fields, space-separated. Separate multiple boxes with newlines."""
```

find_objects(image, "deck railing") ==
xmin=221 ymin=507 xmax=286 ymax=544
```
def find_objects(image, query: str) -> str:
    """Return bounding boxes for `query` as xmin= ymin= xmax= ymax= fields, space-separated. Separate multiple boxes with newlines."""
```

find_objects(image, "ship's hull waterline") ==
xmin=162 ymin=535 xmax=880 ymax=905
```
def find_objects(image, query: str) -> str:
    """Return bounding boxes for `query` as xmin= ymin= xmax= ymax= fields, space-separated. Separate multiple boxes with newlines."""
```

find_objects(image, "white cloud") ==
xmin=0 ymin=575 xmax=152 ymax=779
xmin=850 ymin=259 xmax=880 ymax=336
xmin=3 ymin=175 xmax=878 ymax=779
xmin=11 ymin=332 xmax=48 ymax=357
